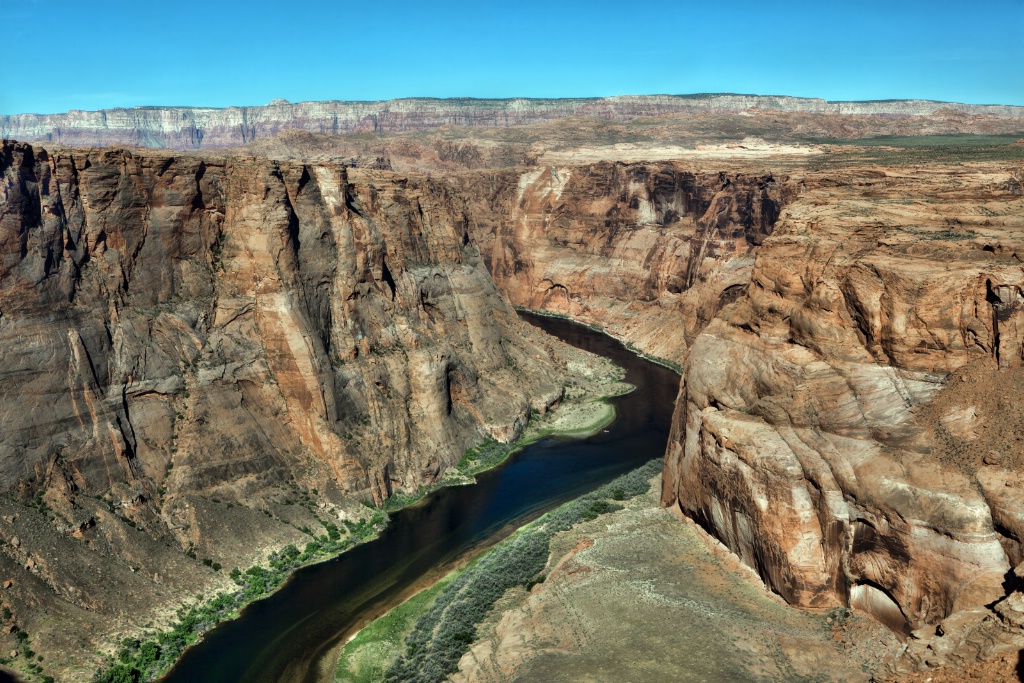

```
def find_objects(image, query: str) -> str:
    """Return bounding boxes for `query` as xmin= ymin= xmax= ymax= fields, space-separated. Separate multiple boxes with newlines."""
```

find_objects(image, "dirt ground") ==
xmin=453 ymin=476 xmax=900 ymax=683
xmin=885 ymin=654 xmax=1024 ymax=683
xmin=910 ymin=357 xmax=1024 ymax=476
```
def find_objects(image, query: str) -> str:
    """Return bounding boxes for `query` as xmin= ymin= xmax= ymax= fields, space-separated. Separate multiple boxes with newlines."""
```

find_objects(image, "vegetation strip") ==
xmin=335 ymin=570 xmax=464 ymax=683
xmin=94 ymin=512 xmax=387 ymax=683
xmin=335 ymin=458 xmax=663 ymax=683
xmin=92 ymin=364 xmax=627 ymax=683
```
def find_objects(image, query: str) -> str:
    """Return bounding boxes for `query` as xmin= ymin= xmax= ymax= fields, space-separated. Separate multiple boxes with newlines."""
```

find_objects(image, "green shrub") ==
xmin=385 ymin=459 xmax=660 ymax=683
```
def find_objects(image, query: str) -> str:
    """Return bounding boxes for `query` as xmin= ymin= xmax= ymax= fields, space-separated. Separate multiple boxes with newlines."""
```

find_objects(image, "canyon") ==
xmin=1 ymin=100 xmax=1024 ymax=681
xmin=0 ymin=140 xmax=601 ymax=680
xmin=456 ymin=150 xmax=1024 ymax=645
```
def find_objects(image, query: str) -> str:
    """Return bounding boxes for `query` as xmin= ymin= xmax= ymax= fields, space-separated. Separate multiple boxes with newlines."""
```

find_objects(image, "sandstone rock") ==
xmin=0 ymin=140 xmax=594 ymax=678
xmin=661 ymin=164 xmax=1024 ymax=632
xmin=459 ymin=163 xmax=790 ymax=366
xmin=4 ymin=95 xmax=1023 ymax=151
xmin=977 ymin=468 xmax=1024 ymax=564
xmin=456 ymin=157 xmax=1024 ymax=643
xmin=993 ymin=590 xmax=1024 ymax=626
xmin=1 ymin=131 xmax=1022 ymax=681
xmin=940 ymin=406 xmax=980 ymax=442
xmin=0 ymin=141 xmax=576 ymax=504
xmin=886 ymin=591 xmax=1024 ymax=676
xmin=983 ymin=452 xmax=1003 ymax=465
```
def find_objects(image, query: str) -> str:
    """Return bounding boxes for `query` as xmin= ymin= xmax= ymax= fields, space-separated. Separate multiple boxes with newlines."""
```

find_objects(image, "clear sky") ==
xmin=1 ymin=0 xmax=1022 ymax=115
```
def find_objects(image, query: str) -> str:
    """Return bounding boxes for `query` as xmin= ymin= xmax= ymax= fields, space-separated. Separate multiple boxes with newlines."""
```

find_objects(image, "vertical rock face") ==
xmin=452 ymin=156 xmax=1024 ymax=641
xmin=1 ymin=142 xmax=566 ymax=505
xmin=458 ymin=162 xmax=791 ymax=365
xmin=660 ymin=166 xmax=1024 ymax=632
xmin=3 ymin=132 xmax=1023 ymax=678
xmin=0 ymin=141 xmax=581 ymax=675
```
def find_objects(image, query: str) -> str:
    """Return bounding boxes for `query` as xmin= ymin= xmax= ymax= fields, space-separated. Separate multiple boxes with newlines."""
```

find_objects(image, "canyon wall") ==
xmin=660 ymin=165 xmax=1024 ymax=633
xmin=4 ymin=95 xmax=1024 ymax=150
xmin=457 ymin=162 xmax=791 ymax=366
xmin=0 ymin=141 xmax=587 ymax=678
xmin=455 ymin=157 xmax=1024 ymax=639
xmin=2 ymin=133 xmax=1024 ymax=678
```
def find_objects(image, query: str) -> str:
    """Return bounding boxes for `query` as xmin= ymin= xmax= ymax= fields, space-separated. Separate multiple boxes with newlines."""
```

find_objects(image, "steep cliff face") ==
xmin=457 ymin=162 xmax=791 ymax=365
xmin=660 ymin=164 xmax=1024 ymax=634
xmin=4 ymin=95 xmax=1023 ymax=150
xmin=0 ymin=141 xmax=586 ymax=677
xmin=452 ymin=152 xmax=1024 ymax=645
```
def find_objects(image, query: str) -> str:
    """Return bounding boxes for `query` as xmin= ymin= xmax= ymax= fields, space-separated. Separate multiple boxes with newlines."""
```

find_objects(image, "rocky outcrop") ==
xmin=4 ymin=95 xmax=1024 ymax=150
xmin=885 ymin=564 xmax=1024 ymax=678
xmin=451 ymin=158 xmax=1024 ymax=639
xmin=450 ymin=155 xmax=1024 ymax=673
xmin=1 ymin=141 xmax=573 ymax=501
xmin=451 ymin=476 xmax=898 ymax=683
xmin=660 ymin=164 xmax=1024 ymax=635
xmin=0 ymin=140 xmax=593 ymax=678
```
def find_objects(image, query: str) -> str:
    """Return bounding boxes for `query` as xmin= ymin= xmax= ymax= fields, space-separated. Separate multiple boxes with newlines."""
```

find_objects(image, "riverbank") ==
xmin=453 ymin=473 xmax=900 ymax=683
xmin=513 ymin=307 xmax=684 ymax=375
xmin=91 ymin=334 xmax=631 ymax=683
xmin=334 ymin=461 xmax=664 ymax=683
xmin=337 ymin=467 xmax=899 ymax=683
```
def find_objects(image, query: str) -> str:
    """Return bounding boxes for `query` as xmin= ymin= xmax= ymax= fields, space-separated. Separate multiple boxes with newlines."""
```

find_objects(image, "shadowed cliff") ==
xmin=0 ymin=140 xmax=595 ymax=680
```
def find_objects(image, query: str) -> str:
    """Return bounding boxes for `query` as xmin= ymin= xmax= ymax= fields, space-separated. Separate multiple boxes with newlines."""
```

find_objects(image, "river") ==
xmin=159 ymin=313 xmax=679 ymax=683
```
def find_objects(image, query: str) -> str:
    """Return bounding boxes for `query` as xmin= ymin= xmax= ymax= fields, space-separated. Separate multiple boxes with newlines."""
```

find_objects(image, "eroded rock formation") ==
xmin=397 ymin=157 xmax=1024 ymax=647
xmin=451 ymin=155 xmax=1024 ymax=670
xmin=457 ymin=162 xmax=791 ymax=366
xmin=2 ymin=126 xmax=1023 ymax=681
xmin=0 ymin=140 xmax=595 ymax=678
xmin=659 ymin=165 xmax=1024 ymax=637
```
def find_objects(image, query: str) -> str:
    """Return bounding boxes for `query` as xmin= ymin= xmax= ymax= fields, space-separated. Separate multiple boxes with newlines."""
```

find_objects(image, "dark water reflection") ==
xmin=160 ymin=314 xmax=679 ymax=683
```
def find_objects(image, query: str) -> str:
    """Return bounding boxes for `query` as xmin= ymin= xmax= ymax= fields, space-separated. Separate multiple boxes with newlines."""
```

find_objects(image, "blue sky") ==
xmin=1 ymin=0 xmax=1022 ymax=114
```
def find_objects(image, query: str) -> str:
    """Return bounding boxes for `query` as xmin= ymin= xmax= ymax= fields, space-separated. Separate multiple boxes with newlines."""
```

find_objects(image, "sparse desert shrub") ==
xmin=385 ymin=458 xmax=660 ymax=683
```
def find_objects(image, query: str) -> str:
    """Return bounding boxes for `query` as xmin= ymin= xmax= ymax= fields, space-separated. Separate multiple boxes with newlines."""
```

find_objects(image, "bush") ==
xmin=95 ymin=664 xmax=139 ymax=683
xmin=385 ymin=459 xmax=660 ymax=683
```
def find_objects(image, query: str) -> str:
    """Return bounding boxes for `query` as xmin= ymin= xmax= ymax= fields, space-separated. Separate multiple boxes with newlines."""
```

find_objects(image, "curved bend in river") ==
xmin=160 ymin=314 xmax=679 ymax=683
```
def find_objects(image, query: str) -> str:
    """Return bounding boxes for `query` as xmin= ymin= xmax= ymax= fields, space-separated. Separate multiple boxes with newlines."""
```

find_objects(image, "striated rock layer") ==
xmin=456 ymin=162 xmax=791 ymax=366
xmin=658 ymin=164 xmax=1024 ymax=636
xmin=3 ymin=130 xmax=1024 ymax=680
xmin=0 ymin=140 xmax=596 ymax=678
xmin=456 ymin=156 xmax=1024 ymax=652
xmin=4 ymin=94 xmax=1024 ymax=150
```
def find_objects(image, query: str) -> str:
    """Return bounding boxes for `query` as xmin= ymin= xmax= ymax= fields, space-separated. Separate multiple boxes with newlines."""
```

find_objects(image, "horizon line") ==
xmin=5 ymin=92 xmax=1024 ymax=118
